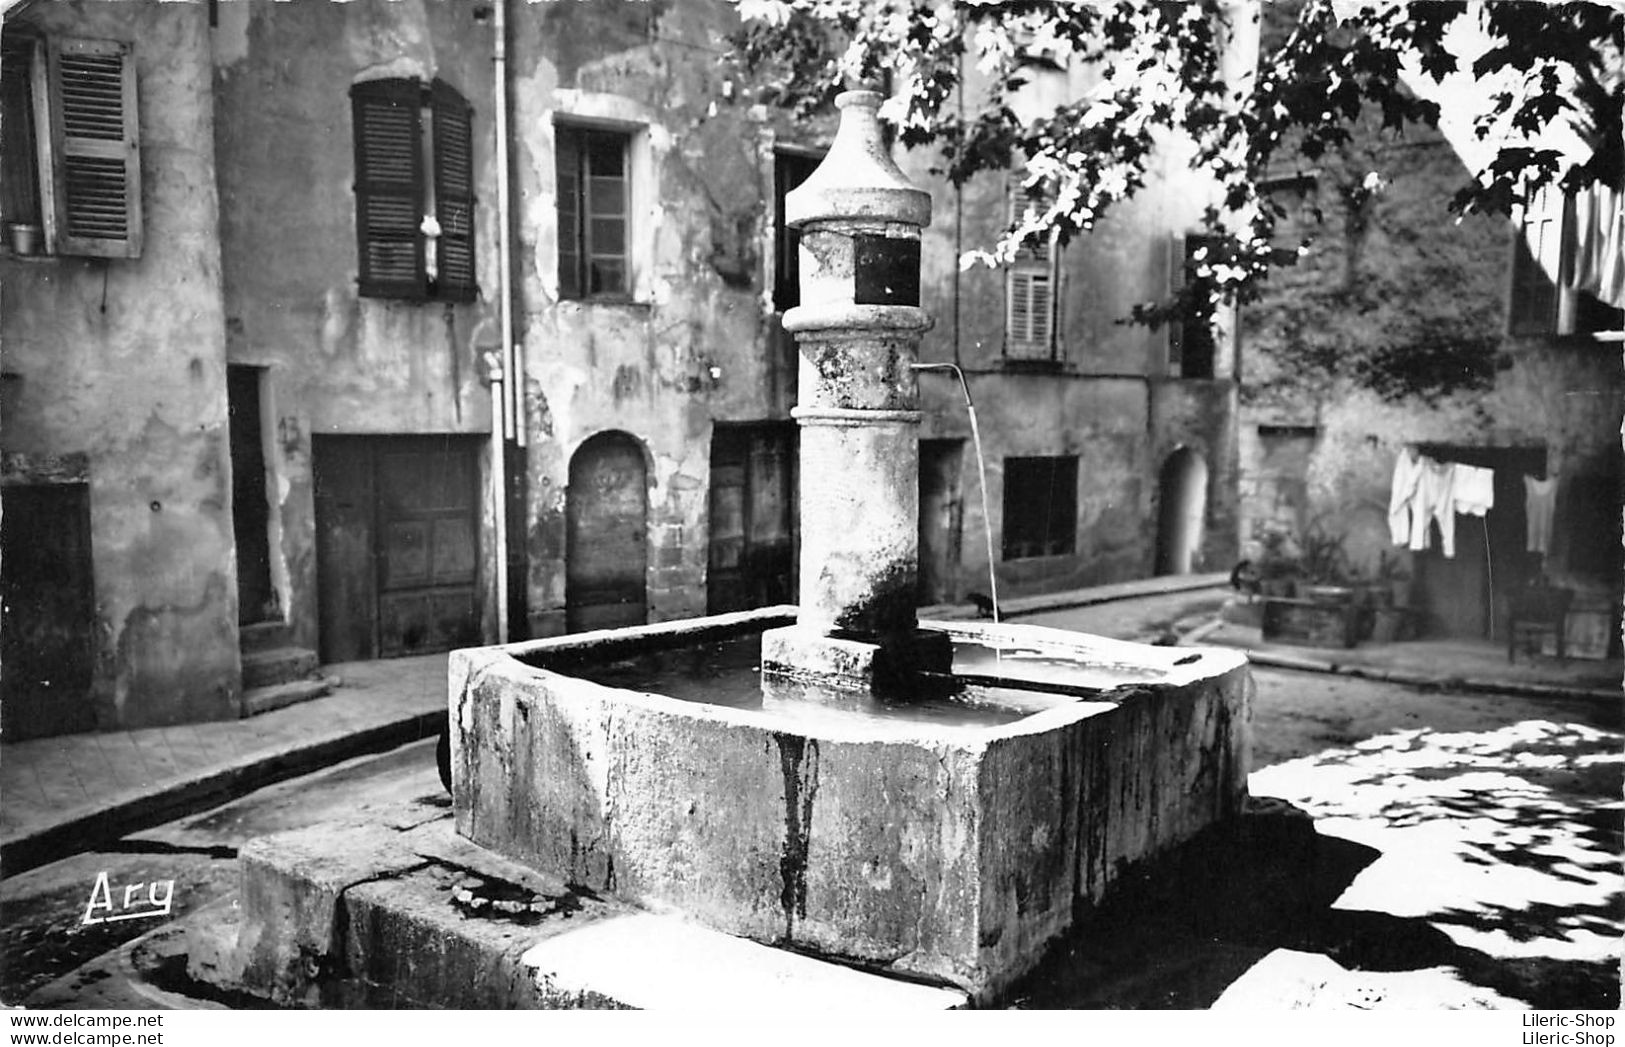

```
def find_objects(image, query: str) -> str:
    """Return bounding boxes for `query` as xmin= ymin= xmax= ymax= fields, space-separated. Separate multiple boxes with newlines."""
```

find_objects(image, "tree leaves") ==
xmin=725 ymin=0 xmax=1621 ymax=325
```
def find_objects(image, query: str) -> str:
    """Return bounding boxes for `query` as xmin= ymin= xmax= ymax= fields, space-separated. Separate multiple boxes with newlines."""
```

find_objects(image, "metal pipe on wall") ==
xmin=494 ymin=0 xmax=520 ymax=446
xmin=486 ymin=0 xmax=517 ymax=642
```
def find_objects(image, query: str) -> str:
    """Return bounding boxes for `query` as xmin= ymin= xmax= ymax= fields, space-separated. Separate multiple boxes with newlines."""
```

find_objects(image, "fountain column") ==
xmin=760 ymin=89 xmax=952 ymax=692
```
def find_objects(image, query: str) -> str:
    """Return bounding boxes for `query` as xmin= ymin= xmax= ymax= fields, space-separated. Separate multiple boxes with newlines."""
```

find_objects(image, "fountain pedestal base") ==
xmin=759 ymin=623 xmax=953 ymax=695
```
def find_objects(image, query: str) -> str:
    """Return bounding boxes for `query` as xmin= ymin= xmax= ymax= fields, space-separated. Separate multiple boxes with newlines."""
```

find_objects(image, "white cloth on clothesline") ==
xmin=1410 ymin=458 xmax=1458 ymax=557
xmin=1454 ymin=465 xmax=1495 ymax=516
xmin=1388 ymin=450 xmax=1425 ymax=545
xmin=1524 ymin=475 xmax=1557 ymax=554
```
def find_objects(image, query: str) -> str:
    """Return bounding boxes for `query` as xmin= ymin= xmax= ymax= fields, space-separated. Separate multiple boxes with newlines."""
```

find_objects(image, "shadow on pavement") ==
xmin=1010 ymin=767 xmax=1622 ymax=1010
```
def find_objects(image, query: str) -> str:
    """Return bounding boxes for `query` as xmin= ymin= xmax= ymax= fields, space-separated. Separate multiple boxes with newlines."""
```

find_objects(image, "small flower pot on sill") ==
xmin=6 ymin=223 xmax=41 ymax=256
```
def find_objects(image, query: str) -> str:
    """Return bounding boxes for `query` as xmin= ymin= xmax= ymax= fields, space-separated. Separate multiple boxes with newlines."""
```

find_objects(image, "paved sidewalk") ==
xmin=1190 ymin=615 xmax=1622 ymax=701
xmin=1 ymin=655 xmax=449 ymax=876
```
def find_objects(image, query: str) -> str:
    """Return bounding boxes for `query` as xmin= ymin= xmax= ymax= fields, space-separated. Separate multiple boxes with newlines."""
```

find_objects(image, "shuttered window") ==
xmin=351 ymin=77 xmax=477 ymax=302
xmin=1508 ymin=189 xmax=1623 ymax=338
xmin=430 ymin=80 xmax=476 ymax=303
xmin=1168 ymin=233 xmax=1219 ymax=378
xmin=49 ymin=37 xmax=140 ymax=257
xmin=1 ymin=33 xmax=141 ymax=259
xmin=1006 ymin=187 xmax=1058 ymax=360
xmin=556 ymin=123 xmax=630 ymax=300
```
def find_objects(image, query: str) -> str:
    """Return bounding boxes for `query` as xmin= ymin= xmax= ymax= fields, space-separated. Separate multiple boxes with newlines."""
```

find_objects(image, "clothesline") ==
xmin=1387 ymin=450 xmax=1555 ymax=559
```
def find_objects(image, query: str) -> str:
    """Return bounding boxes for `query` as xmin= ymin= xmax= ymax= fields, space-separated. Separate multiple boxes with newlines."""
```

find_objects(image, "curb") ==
xmin=1184 ymin=628 xmax=1621 ymax=703
xmin=0 ymin=709 xmax=446 ymax=879
xmin=924 ymin=573 xmax=1231 ymax=622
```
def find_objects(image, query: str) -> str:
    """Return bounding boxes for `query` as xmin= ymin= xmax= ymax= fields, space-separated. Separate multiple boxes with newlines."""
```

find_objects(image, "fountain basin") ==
xmin=451 ymin=606 xmax=1251 ymax=1002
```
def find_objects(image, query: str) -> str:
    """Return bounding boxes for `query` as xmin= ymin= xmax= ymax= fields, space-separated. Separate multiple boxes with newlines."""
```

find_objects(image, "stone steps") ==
xmin=238 ymin=620 xmax=292 ymax=655
xmin=242 ymin=646 xmax=319 ymax=690
xmin=240 ymin=676 xmax=339 ymax=718
xmin=239 ymin=623 xmax=334 ymax=717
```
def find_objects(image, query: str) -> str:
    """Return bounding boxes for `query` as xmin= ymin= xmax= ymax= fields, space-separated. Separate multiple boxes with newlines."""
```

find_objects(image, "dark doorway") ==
xmin=1 ymin=483 xmax=97 ymax=740
xmin=707 ymin=423 xmax=797 ymax=614
xmin=1412 ymin=444 xmax=1546 ymax=640
xmin=1155 ymin=447 xmax=1209 ymax=575
xmin=228 ymin=366 xmax=276 ymax=624
xmin=313 ymin=436 xmax=482 ymax=662
xmin=918 ymin=439 xmax=963 ymax=605
xmin=567 ymin=431 xmax=649 ymax=631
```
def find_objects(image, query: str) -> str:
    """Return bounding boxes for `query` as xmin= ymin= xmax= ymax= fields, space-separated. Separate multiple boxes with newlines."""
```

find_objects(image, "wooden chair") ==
xmin=1507 ymin=585 xmax=1572 ymax=663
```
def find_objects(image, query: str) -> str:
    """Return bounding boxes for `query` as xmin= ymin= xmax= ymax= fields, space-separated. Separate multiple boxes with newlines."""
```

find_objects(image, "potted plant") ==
xmin=1296 ymin=523 xmax=1353 ymax=604
xmin=6 ymin=221 xmax=41 ymax=256
xmin=1369 ymin=553 xmax=1413 ymax=642
xmin=1255 ymin=530 xmax=1301 ymax=598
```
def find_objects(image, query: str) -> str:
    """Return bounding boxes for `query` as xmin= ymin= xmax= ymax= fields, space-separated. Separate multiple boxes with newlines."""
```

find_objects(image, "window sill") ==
xmin=1001 ymin=551 xmax=1078 ymax=564
xmin=1000 ymin=355 xmax=1064 ymax=374
xmin=560 ymin=296 xmax=651 ymax=311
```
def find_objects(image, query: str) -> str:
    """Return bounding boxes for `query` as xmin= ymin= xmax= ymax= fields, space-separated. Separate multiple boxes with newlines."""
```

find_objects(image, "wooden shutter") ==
xmin=352 ymin=78 xmax=425 ymax=299
xmin=1166 ymin=233 xmax=1185 ymax=375
xmin=430 ymin=79 xmax=477 ymax=303
xmin=556 ymin=127 xmax=582 ymax=299
xmin=1169 ymin=233 xmax=1219 ymax=378
xmin=47 ymin=37 xmax=140 ymax=259
xmin=1006 ymin=187 xmax=1057 ymax=359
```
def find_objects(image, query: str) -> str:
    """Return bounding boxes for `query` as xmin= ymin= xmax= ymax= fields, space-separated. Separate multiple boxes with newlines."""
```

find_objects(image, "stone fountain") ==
xmin=189 ymin=90 xmax=1253 ymax=1010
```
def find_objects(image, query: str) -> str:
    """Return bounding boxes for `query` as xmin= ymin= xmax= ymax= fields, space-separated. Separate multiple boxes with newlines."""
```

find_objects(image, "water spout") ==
xmin=911 ymin=362 xmax=1000 ymax=628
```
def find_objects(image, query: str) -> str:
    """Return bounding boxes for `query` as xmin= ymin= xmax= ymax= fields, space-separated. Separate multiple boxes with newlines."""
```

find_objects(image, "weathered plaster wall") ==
xmin=1 ymin=1 xmax=236 ymax=729
xmin=1241 ymin=129 xmax=1624 ymax=592
xmin=211 ymin=0 xmax=501 ymax=651
xmin=908 ymin=67 xmax=1241 ymax=600
xmin=508 ymin=0 xmax=815 ymax=636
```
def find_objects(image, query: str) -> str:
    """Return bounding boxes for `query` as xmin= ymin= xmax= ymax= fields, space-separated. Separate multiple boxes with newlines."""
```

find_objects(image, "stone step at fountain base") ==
xmin=185 ymin=805 xmax=967 ymax=1011
xmin=522 ymin=914 xmax=966 ymax=1010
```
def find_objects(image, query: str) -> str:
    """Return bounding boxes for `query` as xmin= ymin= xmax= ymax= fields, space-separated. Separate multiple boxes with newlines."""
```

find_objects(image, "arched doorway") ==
xmin=566 ymin=432 xmax=648 ymax=632
xmin=1155 ymin=447 xmax=1209 ymax=576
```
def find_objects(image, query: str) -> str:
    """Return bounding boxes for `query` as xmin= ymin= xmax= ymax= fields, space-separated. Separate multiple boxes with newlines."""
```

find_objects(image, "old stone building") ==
xmin=1239 ymin=107 xmax=1623 ymax=650
xmin=1 ymin=0 xmax=1244 ymax=738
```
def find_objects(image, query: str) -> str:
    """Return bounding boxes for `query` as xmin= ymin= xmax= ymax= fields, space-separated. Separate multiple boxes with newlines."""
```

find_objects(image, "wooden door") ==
xmin=375 ymin=440 xmax=480 ymax=656
xmin=228 ymin=366 xmax=276 ymax=623
xmin=917 ymin=439 xmax=963 ymax=605
xmin=314 ymin=436 xmax=481 ymax=661
xmin=707 ymin=424 xmax=795 ymax=614
xmin=1 ymin=483 xmax=97 ymax=739
xmin=567 ymin=432 xmax=648 ymax=631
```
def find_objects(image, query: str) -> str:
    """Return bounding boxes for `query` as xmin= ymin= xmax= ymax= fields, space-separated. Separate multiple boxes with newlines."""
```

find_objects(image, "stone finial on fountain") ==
xmin=761 ymin=88 xmax=951 ymax=694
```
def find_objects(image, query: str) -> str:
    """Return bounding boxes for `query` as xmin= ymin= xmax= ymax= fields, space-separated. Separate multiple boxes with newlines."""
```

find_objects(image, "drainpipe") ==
xmin=489 ymin=0 xmax=517 ymax=642
xmin=494 ymin=0 xmax=520 ymax=446
xmin=487 ymin=352 xmax=509 ymax=642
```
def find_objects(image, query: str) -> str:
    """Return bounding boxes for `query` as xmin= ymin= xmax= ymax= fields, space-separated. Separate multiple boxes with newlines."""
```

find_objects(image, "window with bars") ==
xmin=1005 ymin=186 xmax=1059 ymax=360
xmin=1 ymin=31 xmax=142 ymax=259
xmin=556 ymin=123 xmax=632 ymax=300
xmin=1001 ymin=455 xmax=1078 ymax=560
xmin=350 ymin=77 xmax=477 ymax=302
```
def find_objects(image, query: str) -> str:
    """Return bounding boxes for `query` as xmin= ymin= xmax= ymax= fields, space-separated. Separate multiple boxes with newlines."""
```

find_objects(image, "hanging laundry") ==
xmin=1524 ymin=474 xmax=1557 ymax=554
xmin=1409 ymin=458 xmax=1458 ymax=557
xmin=1388 ymin=448 xmax=1425 ymax=545
xmin=1454 ymin=465 xmax=1495 ymax=517
xmin=1568 ymin=184 xmax=1624 ymax=311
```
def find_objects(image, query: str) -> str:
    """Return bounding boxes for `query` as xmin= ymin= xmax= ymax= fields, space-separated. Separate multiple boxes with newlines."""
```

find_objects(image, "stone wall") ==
xmin=507 ymin=0 xmax=820 ymax=636
xmin=1 ymin=0 xmax=237 ymax=729
xmin=212 ymin=0 xmax=502 ymax=653
xmin=1241 ymin=124 xmax=1623 ymax=603
xmin=907 ymin=65 xmax=1243 ymax=600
